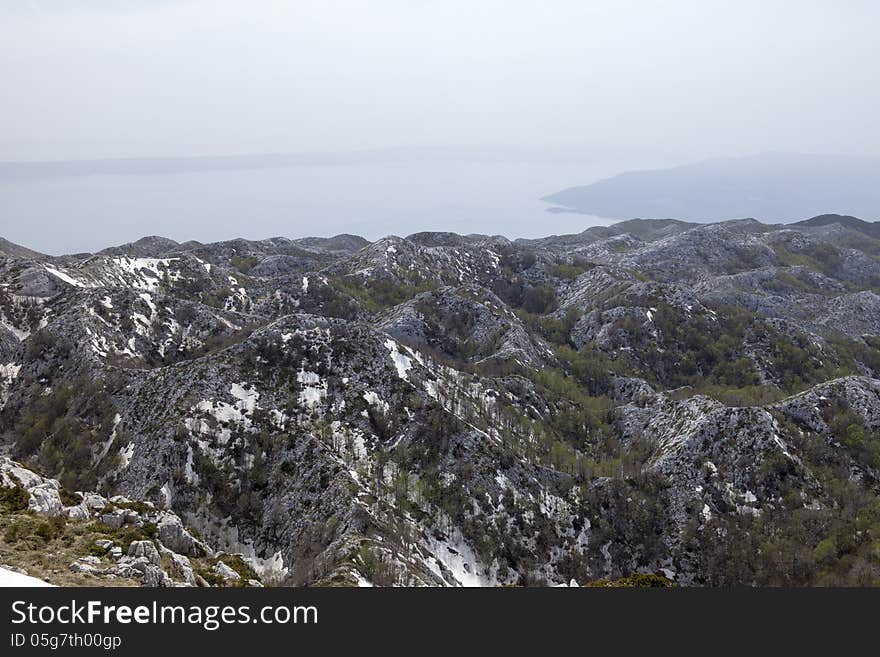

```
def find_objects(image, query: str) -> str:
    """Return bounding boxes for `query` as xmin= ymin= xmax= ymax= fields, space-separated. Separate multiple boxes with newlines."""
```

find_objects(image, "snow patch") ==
xmin=423 ymin=530 xmax=489 ymax=587
xmin=353 ymin=572 xmax=374 ymax=587
xmin=139 ymin=292 xmax=156 ymax=317
xmin=362 ymin=390 xmax=389 ymax=413
xmin=0 ymin=315 xmax=29 ymax=341
xmin=1 ymin=363 xmax=21 ymax=411
xmin=384 ymin=339 xmax=412 ymax=380
xmin=243 ymin=550 xmax=288 ymax=583
xmin=0 ymin=566 xmax=54 ymax=587
xmin=44 ymin=266 xmax=87 ymax=287
xmin=297 ymin=370 xmax=326 ymax=407
xmin=118 ymin=442 xmax=135 ymax=470
xmin=113 ymin=257 xmax=179 ymax=292
xmin=230 ymin=382 xmax=259 ymax=411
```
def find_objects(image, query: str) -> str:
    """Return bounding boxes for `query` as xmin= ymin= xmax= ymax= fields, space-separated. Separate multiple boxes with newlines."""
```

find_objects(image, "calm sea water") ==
xmin=0 ymin=160 xmax=630 ymax=254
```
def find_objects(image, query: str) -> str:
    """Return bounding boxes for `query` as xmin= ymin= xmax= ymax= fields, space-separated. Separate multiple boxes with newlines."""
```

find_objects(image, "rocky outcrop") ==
xmin=0 ymin=457 xmax=259 ymax=587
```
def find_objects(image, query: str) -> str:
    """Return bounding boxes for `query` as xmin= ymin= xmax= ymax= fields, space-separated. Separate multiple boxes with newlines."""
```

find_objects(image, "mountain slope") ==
xmin=3 ymin=216 xmax=880 ymax=586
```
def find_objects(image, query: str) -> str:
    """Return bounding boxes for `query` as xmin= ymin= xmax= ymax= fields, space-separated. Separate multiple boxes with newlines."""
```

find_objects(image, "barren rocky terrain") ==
xmin=2 ymin=213 xmax=880 ymax=586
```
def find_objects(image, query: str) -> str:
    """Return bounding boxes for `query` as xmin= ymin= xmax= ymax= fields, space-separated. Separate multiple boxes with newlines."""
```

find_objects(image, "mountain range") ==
xmin=2 ymin=213 xmax=880 ymax=586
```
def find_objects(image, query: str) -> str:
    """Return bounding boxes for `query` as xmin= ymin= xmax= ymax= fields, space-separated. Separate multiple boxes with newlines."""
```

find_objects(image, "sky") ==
xmin=2 ymin=0 xmax=878 ymax=160
xmin=0 ymin=1 xmax=878 ymax=251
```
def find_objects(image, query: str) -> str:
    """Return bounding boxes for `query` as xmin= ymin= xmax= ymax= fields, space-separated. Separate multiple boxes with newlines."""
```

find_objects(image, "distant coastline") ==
xmin=541 ymin=152 xmax=880 ymax=223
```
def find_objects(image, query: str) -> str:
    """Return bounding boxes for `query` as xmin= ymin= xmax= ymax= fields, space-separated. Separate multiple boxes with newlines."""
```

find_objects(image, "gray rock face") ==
xmin=169 ymin=553 xmax=197 ymax=586
xmin=127 ymin=541 xmax=161 ymax=566
xmin=27 ymin=483 xmax=63 ymax=516
xmin=141 ymin=565 xmax=171 ymax=588
xmin=213 ymin=561 xmax=240 ymax=582
xmin=0 ymin=458 xmax=64 ymax=517
xmin=4 ymin=216 xmax=880 ymax=586
xmin=156 ymin=513 xmax=207 ymax=557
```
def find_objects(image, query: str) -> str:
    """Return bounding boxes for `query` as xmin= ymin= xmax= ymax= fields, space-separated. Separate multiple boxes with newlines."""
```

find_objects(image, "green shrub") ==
xmin=333 ymin=275 xmax=438 ymax=313
xmin=58 ymin=488 xmax=82 ymax=507
xmin=521 ymin=285 xmax=558 ymax=315
xmin=585 ymin=573 xmax=672 ymax=587
xmin=229 ymin=256 xmax=258 ymax=273
xmin=0 ymin=485 xmax=30 ymax=512
xmin=34 ymin=516 xmax=66 ymax=543
xmin=111 ymin=500 xmax=154 ymax=515
xmin=88 ymin=522 xmax=157 ymax=551
xmin=550 ymin=261 xmax=591 ymax=280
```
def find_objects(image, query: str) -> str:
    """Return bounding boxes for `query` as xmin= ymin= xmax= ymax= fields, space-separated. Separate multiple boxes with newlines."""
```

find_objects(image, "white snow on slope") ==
xmin=0 ymin=315 xmax=29 ymax=340
xmin=0 ymin=363 xmax=21 ymax=383
xmin=0 ymin=363 xmax=21 ymax=408
xmin=0 ymin=566 xmax=54 ymax=587
xmin=362 ymin=390 xmax=389 ymax=413
xmin=189 ymin=382 xmax=262 ymax=443
xmin=384 ymin=339 xmax=412 ymax=380
xmin=139 ymin=292 xmax=156 ymax=317
xmin=353 ymin=572 xmax=374 ymax=587
xmin=44 ymin=266 xmax=87 ymax=287
xmin=194 ymin=257 xmax=211 ymax=273
xmin=423 ymin=530 xmax=489 ymax=587
xmin=297 ymin=370 xmax=326 ymax=407
xmin=230 ymin=382 xmax=260 ymax=411
xmin=113 ymin=257 xmax=179 ymax=291
xmin=118 ymin=442 xmax=135 ymax=470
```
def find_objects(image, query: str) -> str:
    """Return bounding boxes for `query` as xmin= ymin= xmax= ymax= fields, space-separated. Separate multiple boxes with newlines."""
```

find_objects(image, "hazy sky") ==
xmin=1 ymin=1 xmax=878 ymax=253
xmin=2 ymin=0 xmax=878 ymax=161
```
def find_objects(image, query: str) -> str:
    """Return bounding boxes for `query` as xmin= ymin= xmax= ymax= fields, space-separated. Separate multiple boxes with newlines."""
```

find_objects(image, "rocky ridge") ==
xmin=2 ymin=216 xmax=880 ymax=586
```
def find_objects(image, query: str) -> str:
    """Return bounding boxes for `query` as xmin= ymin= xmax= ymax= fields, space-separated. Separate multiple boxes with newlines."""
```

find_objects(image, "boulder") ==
xmin=99 ymin=510 xmax=125 ymax=529
xmin=213 ymin=561 xmax=240 ymax=581
xmin=65 ymin=503 xmax=90 ymax=520
xmin=28 ymin=483 xmax=62 ymax=517
xmin=127 ymin=540 xmax=161 ymax=566
xmin=81 ymin=493 xmax=109 ymax=511
xmin=156 ymin=513 xmax=206 ymax=557
xmin=169 ymin=553 xmax=197 ymax=587
xmin=141 ymin=565 xmax=172 ymax=588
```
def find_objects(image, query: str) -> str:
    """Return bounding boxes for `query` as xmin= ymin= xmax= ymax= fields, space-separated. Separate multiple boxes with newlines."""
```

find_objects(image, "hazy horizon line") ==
xmin=2 ymin=148 xmax=876 ymax=183
xmin=4 ymin=212 xmax=874 ymax=259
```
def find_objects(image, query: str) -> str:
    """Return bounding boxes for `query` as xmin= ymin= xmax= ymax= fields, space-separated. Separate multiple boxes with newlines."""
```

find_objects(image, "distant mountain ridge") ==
xmin=7 ymin=214 xmax=879 ymax=261
xmin=0 ymin=237 xmax=47 ymax=260
xmin=543 ymin=152 xmax=880 ymax=223
xmin=791 ymin=213 xmax=880 ymax=238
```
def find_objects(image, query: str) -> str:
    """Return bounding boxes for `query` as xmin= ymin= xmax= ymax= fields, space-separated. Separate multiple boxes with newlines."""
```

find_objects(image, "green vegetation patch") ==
xmin=332 ymin=275 xmax=439 ymax=313
xmin=229 ymin=255 xmax=258 ymax=273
